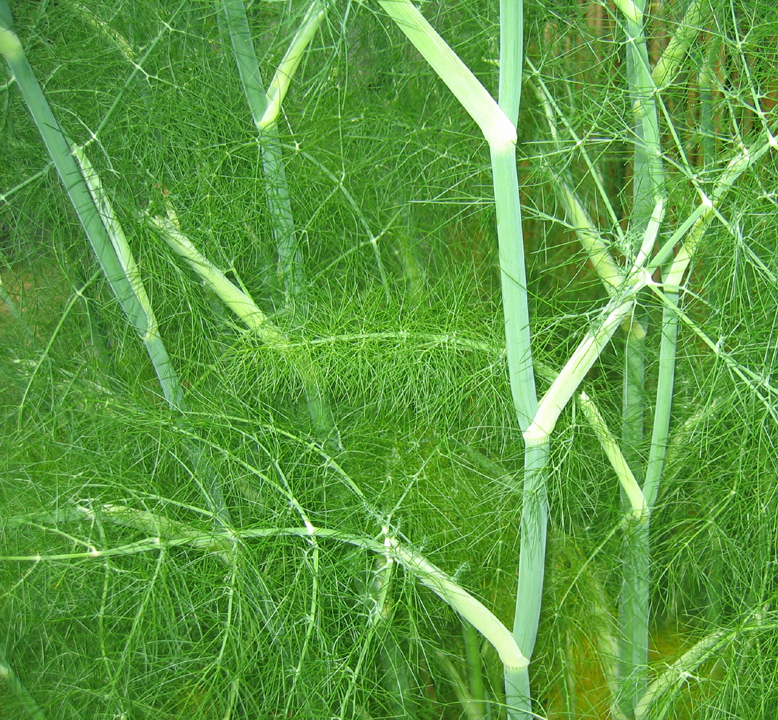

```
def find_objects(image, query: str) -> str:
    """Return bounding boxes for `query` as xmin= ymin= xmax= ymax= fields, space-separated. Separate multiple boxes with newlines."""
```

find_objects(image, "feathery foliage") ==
xmin=2 ymin=0 xmax=778 ymax=718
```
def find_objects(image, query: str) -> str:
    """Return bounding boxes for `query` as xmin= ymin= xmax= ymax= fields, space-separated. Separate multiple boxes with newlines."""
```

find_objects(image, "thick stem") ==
xmin=619 ymin=515 xmax=651 ymax=716
xmin=491 ymin=144 xmax=538 ymax=432
xmin=492 ymin=19 xmax=545 ymax=710
xmin=643 ymin=295 xmax=679 ymax=511
xmin=512 ymin=440 xmax=550 ymax=659
xmin=619 ymin=2 xmax=665 ymax=713
xmin=509 ymin=438 xmax=550 ymax=719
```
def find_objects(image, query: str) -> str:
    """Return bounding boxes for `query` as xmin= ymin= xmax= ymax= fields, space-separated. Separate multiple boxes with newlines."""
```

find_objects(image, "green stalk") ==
xmin=643 ymin=130 xmax=778 ymax=635
xmin=624 ymin=0 xmax=664 ymax=239
xmin=368 ymin=557 xmax=417 ymax=720
xmin=580 ymin=386 xmax=650 ymax=720
xmin=0 ymin=15 xmax=145 ymax=338
xmin=651 ymin=0 xmax=710 ymax=90
xmin=630 ymin=0 xmax=718 ymax=546
xmin=0 ymin=3 xmax=229 ymax=525
xmin=634 ymin=628 xmax=732 ymax=719
xmin=617 ymin=1 xmax=666 ymax=713
xmin=73 ymin=148 xmax=182 ymax=409
xmin=491 ymin=143 xmax=536 ymax=431
xmin=579 ymin=391 xmax=648 ymax=520
xmin=619 ymin=321 xmax=648 ymax=720
xmin=437 ymin=650 xmax=482 ymax=720
xmin=494 ymin=5 xmax=549 ymax=716
xmin=699 ymin=42 xmax=717 ymax=170
xmin=462 ymin=621 xmax=487 ymax=720
xmin=528 ymin=66 xmax=626 ymax=286
xmin=641 ymin=298 xmax=678 ymax=513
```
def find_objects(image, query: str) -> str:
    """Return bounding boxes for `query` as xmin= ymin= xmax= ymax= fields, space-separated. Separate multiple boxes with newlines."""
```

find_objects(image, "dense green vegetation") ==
xmin=2 ymin=0 xmax=778 ymax=718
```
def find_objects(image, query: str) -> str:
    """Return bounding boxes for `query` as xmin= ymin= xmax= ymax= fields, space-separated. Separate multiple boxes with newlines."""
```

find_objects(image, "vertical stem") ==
xmin=699 ymin=38 xmax=718 ymax=170
xmin=492 ymin=138 xmax=543 ymax=717
xmin=510 ymin=438 xmax=549 ymax=719
xmin=622 ymin=322 xmax=647 ymax=467
xmin=625 ymin=7 xmax=665 ymax=242
xmin=642 ymin=296 xmax=679 ymax=511
xmin=369 ymin=557 xmax=418 ymax=720
xmin=619 ymin=0 xmax=665 ymax=713
xmin=619 ymin=515 xmax=651 ymax=716
xmin=491 ymin=144 xmax=537 ymax=432
xmin=618 ymin=318 xmax=646 ymax=717
xmin=562 ymin=629 xmax=578 ymax=719
xmin=499 ymin=0 xmax=523 ymax=124
xmin=494 ymin=4 xmax=547 ymax=713
xmin=221 ymin=0 xmax=308 ymax=314
xmin=463 ymin=621 xmax=487 ymax=720
xmin=259 ymin=129 xmax=309 ymax=316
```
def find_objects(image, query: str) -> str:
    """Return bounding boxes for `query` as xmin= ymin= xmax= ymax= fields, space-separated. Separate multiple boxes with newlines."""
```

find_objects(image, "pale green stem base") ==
xmin=619 ymin=516 xmax=650 ymax=718
xmin=508 ymin=438 xmax=549 ymax=719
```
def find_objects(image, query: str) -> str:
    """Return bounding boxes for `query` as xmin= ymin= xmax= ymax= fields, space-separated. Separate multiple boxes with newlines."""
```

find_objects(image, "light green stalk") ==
xmin=641 ymin=133 xmax=778 ymax=509
xmin=697 ymin=35 xmax=721 ymax=616
xmin=616 ymin=0 xmax=666 ymax=711
xmin=623 ymin=0 xmax=665 ymax=238
xmin=0 ymin=3 xmax=230 ymax=525
xmin=619 ymin=0 xmax=662 ymax=502
xmin=642 ymin=129 xmax=778 ymax=510
xmin=528 ymin=67 xmax=625 ymax=290
xmin=634 ymin=628 xmax=732 ymax=720
xmin=699 ymin=40 xmax=717 ymax=170
xmin=651 ymin=0 xmax=710 ymax=90
xmin=0 ymin=17 xmax=146 ymax=343
xmin=527 ymin=60 xmax=625 ymax=237
xmin=437 ymin=650 xmax=483 ymax=720
xmin=377 ymin=1 xmax=516 ymax=148
xmin=641 ymin=298 xmax=678 ymax=513
xmin=579 ymin=391 xmax=647 ymax=520
xmin=73 ymin=148 xmax=182 ymax=408
xmin=582 ymin=383 xmax=650 ymax=719
xmin=494 ymin=4 xmax=548 ymax=716
xmin=367 ymin=556 xmax=417 ymax=720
